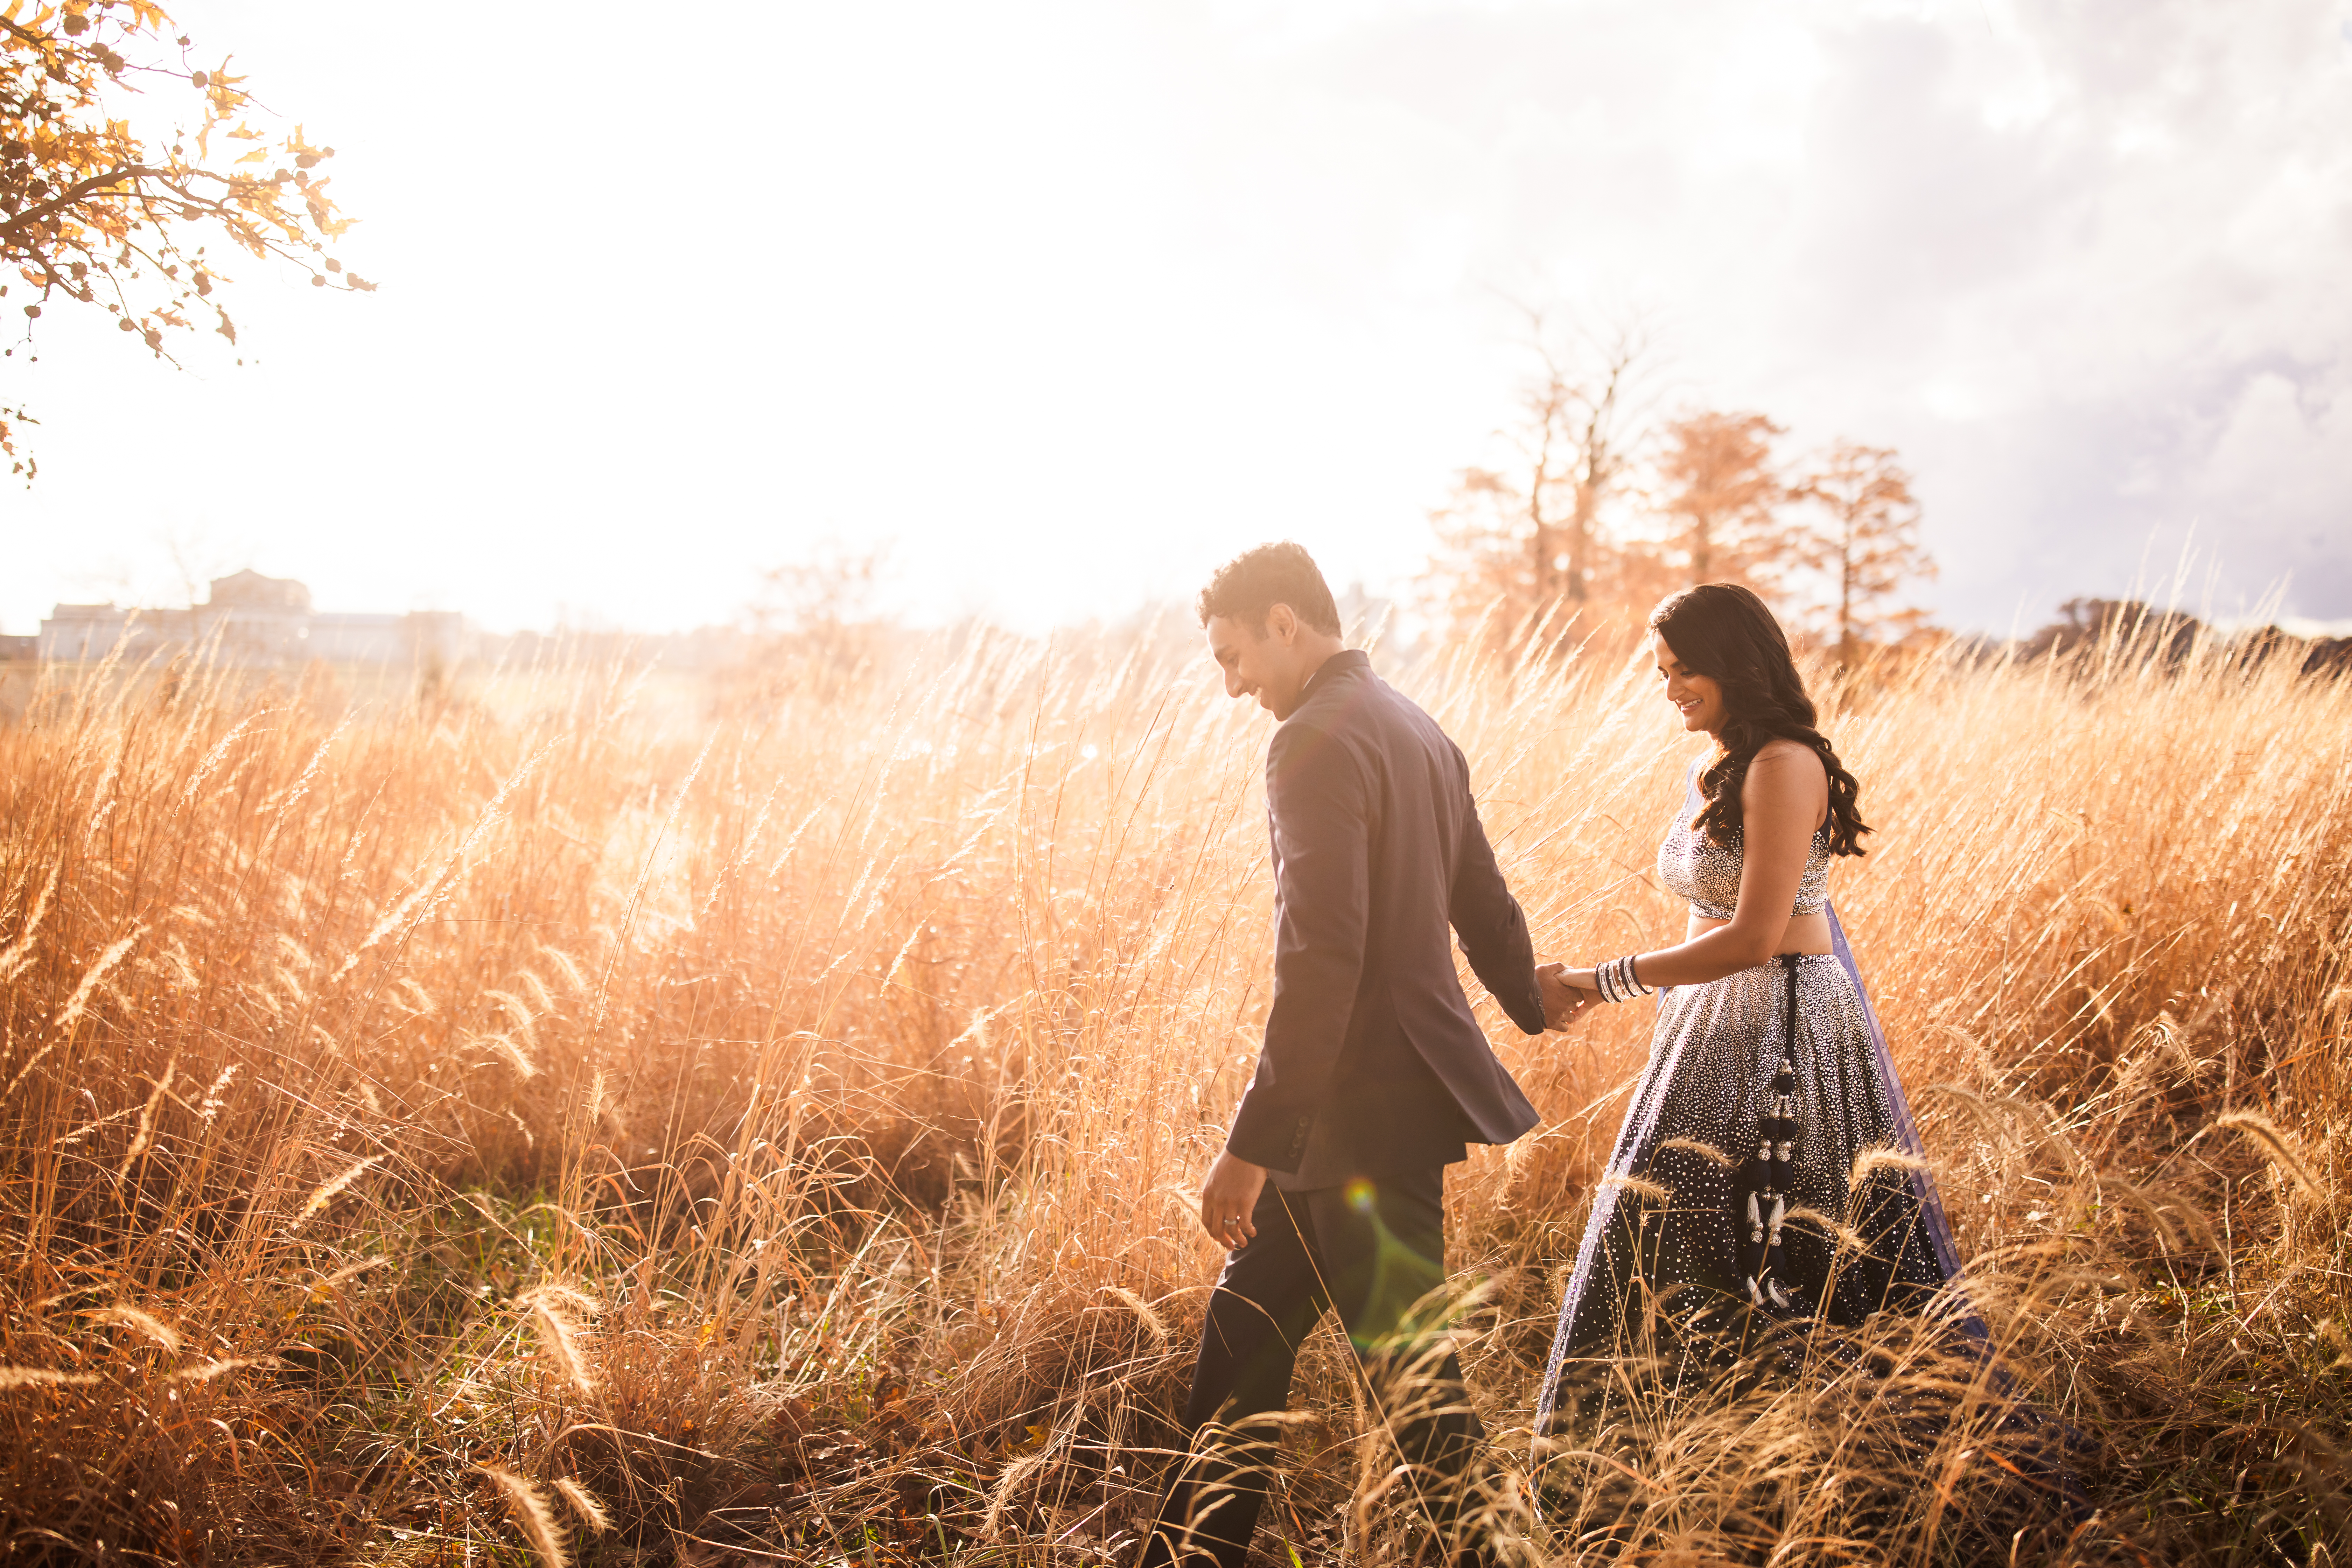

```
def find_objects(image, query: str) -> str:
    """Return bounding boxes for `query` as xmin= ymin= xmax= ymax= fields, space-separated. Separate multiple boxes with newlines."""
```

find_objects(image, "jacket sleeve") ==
xmin=1225 ymin=721 xmax=1371 ymax=1172
xmin=1447 ymin=747 xmax=1547 ymax=1036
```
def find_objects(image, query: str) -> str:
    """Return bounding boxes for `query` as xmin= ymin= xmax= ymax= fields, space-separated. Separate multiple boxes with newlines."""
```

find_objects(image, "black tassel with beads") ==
xmin=1732 ymin=956 xmax=1807 ymax=1316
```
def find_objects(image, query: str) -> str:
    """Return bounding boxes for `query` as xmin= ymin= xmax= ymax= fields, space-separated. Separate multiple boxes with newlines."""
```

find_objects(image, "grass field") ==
xmin=2 ymin=622 xmax=2347 ymax=1567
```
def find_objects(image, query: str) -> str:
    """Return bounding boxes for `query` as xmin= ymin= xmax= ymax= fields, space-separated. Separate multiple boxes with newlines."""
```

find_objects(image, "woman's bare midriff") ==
xmin=1689 ymin=911 xmax=1834 ymax=956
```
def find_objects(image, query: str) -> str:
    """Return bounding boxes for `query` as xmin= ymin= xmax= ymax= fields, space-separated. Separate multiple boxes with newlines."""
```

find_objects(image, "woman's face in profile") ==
xmin=1652 ymin=631 xmax=1726 ymax=735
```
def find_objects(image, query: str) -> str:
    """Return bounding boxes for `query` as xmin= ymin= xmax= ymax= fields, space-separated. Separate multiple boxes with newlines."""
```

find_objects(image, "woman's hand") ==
xmin=1538 ymin=961 xmax=1600 ymax=1029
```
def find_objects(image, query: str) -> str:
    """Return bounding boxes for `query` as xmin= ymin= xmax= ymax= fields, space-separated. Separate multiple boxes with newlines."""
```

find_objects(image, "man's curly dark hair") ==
xmin=1197 ymin=542 xmax=1342 ymax=636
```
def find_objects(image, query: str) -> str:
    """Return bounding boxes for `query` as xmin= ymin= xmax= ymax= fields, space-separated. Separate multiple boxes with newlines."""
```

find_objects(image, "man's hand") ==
xmin=1538 ymin=961 xmax=1599 ymax=1030
xmin=1200 ymin=1149 xmax=1268 ymax=1249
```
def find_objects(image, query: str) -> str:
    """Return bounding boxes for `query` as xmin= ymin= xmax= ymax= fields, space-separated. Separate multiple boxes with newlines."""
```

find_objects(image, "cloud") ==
xmin=1770 ymin=0 xmax=2352 ymax=619
xmin=1223 ymin=0 xmax=2352 ymax=623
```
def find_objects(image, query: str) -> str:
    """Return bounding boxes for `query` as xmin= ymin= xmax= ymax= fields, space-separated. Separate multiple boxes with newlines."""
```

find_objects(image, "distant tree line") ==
xmin=1422 ymin=323 xmax=1934 ymax=663
xmin=2011 ymin=598 xmax=2352 ymax=677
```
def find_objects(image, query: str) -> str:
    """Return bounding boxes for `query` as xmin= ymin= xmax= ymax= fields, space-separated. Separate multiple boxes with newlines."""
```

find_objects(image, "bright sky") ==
xmin=5 ymin=0 xmax=2349 ymax=638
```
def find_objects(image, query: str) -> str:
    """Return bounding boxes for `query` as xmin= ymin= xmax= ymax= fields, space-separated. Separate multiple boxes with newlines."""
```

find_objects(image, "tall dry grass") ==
xmin=0 ymin=618 xmax=2347 ymax=1567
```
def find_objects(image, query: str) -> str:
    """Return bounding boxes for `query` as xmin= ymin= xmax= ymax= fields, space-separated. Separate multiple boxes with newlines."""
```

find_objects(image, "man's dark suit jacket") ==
xmin=1225 ymin=649 xmax=1548 ymax=1190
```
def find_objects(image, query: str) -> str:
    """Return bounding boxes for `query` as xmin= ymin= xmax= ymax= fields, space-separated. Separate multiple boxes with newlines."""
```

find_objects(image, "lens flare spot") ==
xmin=1346 ymin=1177 xmax=1375 ymax=1213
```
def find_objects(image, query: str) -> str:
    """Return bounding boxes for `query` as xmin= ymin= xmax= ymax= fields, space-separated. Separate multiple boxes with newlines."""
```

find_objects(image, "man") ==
xmin=1140 ymin=543 xmax=1553 ymax=1568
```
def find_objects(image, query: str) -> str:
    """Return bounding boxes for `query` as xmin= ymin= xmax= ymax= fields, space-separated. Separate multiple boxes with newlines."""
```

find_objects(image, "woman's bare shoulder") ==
xmin=1748 ymin=737 xmax=1826 ymax=781
xmin=1741 ymin=739 xmax=1829 ymax=821
xmin=1732 ymin=742 xmax=1827 ymax=852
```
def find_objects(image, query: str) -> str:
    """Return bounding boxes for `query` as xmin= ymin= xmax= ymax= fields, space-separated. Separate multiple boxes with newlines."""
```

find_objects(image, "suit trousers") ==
xmin=1139 ymin=1163 xmax=1485 ymax=1568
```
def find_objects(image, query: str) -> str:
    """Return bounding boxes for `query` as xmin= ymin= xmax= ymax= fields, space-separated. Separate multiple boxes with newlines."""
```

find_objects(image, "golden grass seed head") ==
xmin=550 ymin=1476 xmax=610 ymax=1534
xmin=478 ymin=1465 xmax=569 ymax=1568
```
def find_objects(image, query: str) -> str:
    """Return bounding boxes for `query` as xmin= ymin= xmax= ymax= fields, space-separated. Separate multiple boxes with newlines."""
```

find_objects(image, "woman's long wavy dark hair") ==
xmin=1650 ymin=584 xmax=1871 ymax=858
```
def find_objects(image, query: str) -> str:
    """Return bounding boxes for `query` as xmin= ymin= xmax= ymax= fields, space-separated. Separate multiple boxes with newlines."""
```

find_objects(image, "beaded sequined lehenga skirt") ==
xmin=1534 ymin=905 xmax=1969 ymax=1433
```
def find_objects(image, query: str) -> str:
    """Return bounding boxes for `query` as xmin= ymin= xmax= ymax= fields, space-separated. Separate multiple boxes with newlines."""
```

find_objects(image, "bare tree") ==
xmin=1790 ymin=441 xmax=1937 ymax=660
xmin=1551 ymin=327 xmax=1647 ymax=608
xmin=1657 ymin=410 xmax=1787 ymax=588
xmin=738 ymin=541 xmax=894 ymax=700
xmin=1426 ymin=318 xmax=1657 ymax=653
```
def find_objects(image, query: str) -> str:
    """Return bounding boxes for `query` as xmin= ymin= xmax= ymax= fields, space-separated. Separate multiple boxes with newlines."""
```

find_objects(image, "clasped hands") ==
xmin=1538 ymin=961 xmax=1603 ymax=1030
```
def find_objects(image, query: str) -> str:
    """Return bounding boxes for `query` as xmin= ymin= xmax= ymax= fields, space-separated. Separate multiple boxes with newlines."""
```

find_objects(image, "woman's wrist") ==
xmin=1594 ymin=952 xmax=1657 ymax=1003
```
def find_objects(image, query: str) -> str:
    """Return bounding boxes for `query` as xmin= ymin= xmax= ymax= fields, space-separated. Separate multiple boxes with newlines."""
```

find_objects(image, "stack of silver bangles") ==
xmin=1594 ymin=953 xmax=1654 ymax=1003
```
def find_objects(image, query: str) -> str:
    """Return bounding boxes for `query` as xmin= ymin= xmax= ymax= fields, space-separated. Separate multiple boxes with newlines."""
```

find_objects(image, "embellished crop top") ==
xmin=1656 ymin=762 xmax=1832 ymax=921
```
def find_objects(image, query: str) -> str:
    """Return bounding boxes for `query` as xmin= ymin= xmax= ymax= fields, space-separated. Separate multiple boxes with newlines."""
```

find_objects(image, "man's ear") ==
xmin=1266 ymin=602 xmax=1297 ymax=644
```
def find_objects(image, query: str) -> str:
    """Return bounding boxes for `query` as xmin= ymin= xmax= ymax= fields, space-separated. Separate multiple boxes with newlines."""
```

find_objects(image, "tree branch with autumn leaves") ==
xmin=1 ymin=0 xmax=368 ymax=477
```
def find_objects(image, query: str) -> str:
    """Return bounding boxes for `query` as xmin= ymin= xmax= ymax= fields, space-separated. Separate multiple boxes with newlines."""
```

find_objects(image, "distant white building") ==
xmin=36 ymin=571 xmax=476 ymax=667
xmin=36 ymin=604 xmax=147 ymax=663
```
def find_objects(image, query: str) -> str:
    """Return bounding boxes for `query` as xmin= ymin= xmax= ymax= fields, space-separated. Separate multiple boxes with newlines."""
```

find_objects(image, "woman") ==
xmin=1533 ymin=584 xmax=1969 ymax=1431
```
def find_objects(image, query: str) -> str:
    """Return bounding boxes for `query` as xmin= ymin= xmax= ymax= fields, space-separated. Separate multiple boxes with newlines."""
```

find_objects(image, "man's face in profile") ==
xmin=1205 ymin=607 xmax=1312 ymax=720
